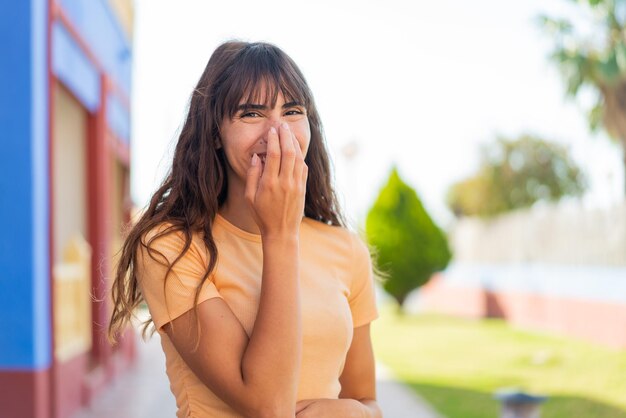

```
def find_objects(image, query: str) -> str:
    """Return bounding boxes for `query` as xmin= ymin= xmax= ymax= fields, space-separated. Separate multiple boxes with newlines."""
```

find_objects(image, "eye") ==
xmin=285 ymin=108 xmax=305 ymax=116
xmin=241 ymin=111 xmax=262 ymax=118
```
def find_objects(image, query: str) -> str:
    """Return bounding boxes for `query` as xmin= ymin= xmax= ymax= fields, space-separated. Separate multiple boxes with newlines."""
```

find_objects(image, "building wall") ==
xmin=0 ymin=0 xmax=51 ymax=416
xmin=451 ymin=200 xmax=626 ymax=266
xmin=0 ymin=0 xmax=134 ymax=416
xmin=52 ymin=82 xmax=87 ymax=264
xmin=418 ymin=201 xmax=626 ymax=348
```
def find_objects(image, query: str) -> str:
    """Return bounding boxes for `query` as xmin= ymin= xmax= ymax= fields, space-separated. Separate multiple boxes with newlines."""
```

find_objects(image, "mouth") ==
xmin=257 ymin=153 xmax=267 ymax=166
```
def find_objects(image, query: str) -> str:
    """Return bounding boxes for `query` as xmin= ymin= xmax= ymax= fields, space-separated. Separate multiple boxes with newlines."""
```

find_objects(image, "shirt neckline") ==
xmin=215 ymin=213 xmax=262 ymax=243
xmin=215 ymin=213 xmax=315 ymax=243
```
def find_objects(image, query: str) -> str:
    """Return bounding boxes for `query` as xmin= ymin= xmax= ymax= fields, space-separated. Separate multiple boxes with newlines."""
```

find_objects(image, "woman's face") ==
xmin=219 ymin=89 xmax=311 ymax=185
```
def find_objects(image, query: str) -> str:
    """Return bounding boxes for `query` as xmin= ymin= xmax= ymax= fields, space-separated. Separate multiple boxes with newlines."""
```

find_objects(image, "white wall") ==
xmin=450 ymin=201 xmax=626 ymax=266
xmin=53 ymin=82 xmax=87 ymax=263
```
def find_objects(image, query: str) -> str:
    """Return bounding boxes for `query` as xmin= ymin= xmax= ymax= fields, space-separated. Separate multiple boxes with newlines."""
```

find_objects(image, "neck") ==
xmin=219 ymin=176 xmax=261 ymax=235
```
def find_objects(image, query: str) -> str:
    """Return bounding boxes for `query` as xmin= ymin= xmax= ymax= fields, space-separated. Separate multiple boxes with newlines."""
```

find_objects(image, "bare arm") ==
xmin=165 ymin=123 xmax=307 ymax=418
xmin=339 ymin=324 xmax=382 ymax=417
xmin=295 ymin=324 xmax=382 ymax=418
xmin=165 ymin=238 xmax=300 ymax=418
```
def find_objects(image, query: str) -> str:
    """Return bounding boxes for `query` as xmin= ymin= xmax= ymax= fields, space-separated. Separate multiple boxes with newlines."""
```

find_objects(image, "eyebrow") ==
xmin=236 ymin=101 xmax=303 ymax=111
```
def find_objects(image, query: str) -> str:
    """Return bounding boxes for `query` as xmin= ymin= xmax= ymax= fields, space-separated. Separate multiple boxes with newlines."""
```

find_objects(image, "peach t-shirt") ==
xmin=137 ymin=214 xmax=378 ymax=418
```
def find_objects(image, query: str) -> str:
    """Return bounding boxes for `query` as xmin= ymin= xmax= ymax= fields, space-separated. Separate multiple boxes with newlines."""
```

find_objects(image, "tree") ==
xmin=366 ymin=167 xmax=451 ymax=310
xmin=539 ymin=0 xmax=626 ymax=194
xmin=446 ymin=135 xmax=586 ymax=218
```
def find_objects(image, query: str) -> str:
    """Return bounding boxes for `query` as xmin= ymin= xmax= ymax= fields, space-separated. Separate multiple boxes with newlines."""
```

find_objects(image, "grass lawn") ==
xmin=371 ymin=306 xmax=626 ymax=418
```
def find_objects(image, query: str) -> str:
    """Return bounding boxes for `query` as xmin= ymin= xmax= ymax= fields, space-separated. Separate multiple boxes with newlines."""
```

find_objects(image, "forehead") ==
xmin=237 ymin=92 xmax=299 ymax=109
xmin=238 ymin=79 xmax=301 ymax=107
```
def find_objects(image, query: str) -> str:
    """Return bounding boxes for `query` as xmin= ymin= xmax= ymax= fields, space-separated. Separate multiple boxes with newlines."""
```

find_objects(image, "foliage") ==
xmin=538 ymin=0 xmax=626 ymax=192
xmin=366 ymin=167 xmax=451 ymax=309
xmin=446 ymin=135 xmax=586 ymax=218
xmin=372 ymin=308 xmax=626 ymax=418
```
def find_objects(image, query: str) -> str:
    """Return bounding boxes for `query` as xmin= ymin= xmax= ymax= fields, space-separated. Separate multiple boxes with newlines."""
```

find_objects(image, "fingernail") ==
xmin=282 ymin=122 xmax=289 ymax=130
xmin=270 ymin=126 xmax=277 ymax=134
xmin=251 ymin=153 xmax=258 ymax=166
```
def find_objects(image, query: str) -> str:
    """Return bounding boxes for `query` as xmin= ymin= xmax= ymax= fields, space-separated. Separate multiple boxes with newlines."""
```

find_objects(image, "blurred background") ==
xmin=1 ymin=0 xmax=625 ymax=417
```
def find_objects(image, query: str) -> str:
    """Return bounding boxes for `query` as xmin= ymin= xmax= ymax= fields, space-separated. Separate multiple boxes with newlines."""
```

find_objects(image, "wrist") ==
xmin=261 ymin=233 xmax=300 ymax=262
xmin=261 ymin=231 xmax=299 ymax=244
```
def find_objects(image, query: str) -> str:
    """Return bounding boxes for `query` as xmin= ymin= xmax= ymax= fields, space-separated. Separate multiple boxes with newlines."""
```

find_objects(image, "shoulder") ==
xmin=139 ymin=222 xmax=208 ymax=265
xmin=302 ymin=217 xmax=352 ymax=243
xmin=301 ymin=217 xmax=371 ymax=264
xmin=142 ymin=221 xmax=177 ymax=244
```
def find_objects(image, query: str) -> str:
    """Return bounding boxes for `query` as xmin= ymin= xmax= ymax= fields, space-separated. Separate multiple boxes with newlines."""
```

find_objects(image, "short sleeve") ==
xmin=348 ymin=233 xmax=379 ymax=327
xmin=137 ymin=225 xmax=222 ymax=331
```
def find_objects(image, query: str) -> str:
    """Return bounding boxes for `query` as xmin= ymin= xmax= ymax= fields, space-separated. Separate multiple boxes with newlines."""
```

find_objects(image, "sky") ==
xmin=131 ymin=0 xmax=624 ymax=228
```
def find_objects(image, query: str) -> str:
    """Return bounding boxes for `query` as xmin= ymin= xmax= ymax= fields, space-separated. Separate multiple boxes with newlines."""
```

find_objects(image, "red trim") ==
xmin=108 ymin=129 xmax=131 ymax=167
xmin=0 ymin=369 xmax=51 ymax=418
xmin=53 ymin=353 xmax=89 ymax=418
xmin=87 ymin=74 xmax=113 ymax=372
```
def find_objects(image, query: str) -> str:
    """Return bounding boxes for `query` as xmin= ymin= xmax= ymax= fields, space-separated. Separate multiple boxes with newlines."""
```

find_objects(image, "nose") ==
xmin=268 ymin=116 xmax=283 ymax=130
xmin=258 ymin=118 xmax=282 ymax=146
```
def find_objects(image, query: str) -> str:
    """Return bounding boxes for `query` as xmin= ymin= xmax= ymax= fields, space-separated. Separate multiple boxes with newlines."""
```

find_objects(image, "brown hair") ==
xmin=108 ymin=41 xmax=345 ymax=340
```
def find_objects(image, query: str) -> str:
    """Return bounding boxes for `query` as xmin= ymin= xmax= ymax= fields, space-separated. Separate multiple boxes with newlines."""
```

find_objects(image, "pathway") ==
xmin=72 ymin=334 xmax=442 ymax=418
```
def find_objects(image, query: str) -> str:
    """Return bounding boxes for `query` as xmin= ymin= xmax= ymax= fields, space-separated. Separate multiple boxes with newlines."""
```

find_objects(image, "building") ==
xmin=0 ymin=1 xmax=134 ymax=417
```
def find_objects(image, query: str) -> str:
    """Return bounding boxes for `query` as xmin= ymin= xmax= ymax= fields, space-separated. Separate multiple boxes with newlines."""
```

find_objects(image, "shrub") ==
xmin=366 ymin=167 xmax=452 ymax=309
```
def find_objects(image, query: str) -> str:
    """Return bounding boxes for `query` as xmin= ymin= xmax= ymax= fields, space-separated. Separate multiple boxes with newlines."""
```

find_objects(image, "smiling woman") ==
xmin=219 ymin=90 xmax=312 ymax=207
xmin=108 ymin=41 xmax=382 ymax=418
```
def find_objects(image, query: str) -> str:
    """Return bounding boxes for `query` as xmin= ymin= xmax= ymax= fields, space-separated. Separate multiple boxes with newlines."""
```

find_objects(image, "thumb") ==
xmin=295 ymin=399 xmax=316 ymax=413
xmin=245 ymin=153 xmax=261 ymax=206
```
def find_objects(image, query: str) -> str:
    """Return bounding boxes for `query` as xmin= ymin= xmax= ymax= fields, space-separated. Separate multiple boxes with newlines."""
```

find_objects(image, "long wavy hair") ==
xmin=109 ymin=41 xmax=345 ymax=341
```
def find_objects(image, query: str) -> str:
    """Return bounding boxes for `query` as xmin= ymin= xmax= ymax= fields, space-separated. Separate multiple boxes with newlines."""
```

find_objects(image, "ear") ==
xmin=215 ymin=137 xmax=222 ymax=149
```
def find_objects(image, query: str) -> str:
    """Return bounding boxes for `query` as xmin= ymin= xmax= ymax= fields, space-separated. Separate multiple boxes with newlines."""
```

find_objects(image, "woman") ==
xmin=109 ymin=41 xmax=381 ymax=418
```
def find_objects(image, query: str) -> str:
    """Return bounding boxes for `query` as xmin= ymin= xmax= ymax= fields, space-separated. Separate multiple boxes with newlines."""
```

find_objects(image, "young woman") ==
xmin=109 ymin=41 xmax=381 ymax=418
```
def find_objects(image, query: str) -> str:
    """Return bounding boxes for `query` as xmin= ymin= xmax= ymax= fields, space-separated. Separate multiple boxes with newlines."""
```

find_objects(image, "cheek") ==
xmin=294 ymin=121 xmax=312 ymax=155
xmin=221 ymin=125 xmax=262 ymax=155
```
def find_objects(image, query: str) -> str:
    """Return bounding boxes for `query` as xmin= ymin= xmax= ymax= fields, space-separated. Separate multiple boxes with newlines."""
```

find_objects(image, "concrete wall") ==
xmin=418 ymin=200 xmax=626 ymax=348
xmin=451 ymin=200 xmax=626 ymax=265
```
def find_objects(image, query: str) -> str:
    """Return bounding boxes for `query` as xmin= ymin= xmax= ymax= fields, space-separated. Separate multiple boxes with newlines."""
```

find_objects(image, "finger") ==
xmin=278 ymin=122 xmax=296 ymax=178
xmin=295 ymin=403 xmax=307 ymax=414
xmin=244 ymin=153 xmax=261 ymax=205
xmin=264 ymin=126 xmax=281 ymax=179
xmin=301 ymin=162 xmax=309 ymax=192
xmin=292 ymin=133 xmax=303 ymax=159
xmin=292 ymin=134 xmax=304 ymax=179
xmin=295 ymin=399 xmax=316 ymax=413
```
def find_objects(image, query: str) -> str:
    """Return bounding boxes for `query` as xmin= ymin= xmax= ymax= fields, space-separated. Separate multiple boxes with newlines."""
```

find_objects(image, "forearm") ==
xmin=241 ymin=235 xmax=301 ymax=411
xmin=358 ymin=399 xmax=382 ymax=418
xmin=295 ymin=398 xmax=382 ymax=417
xmin=340 ymin=398 xmax=382 ymax=418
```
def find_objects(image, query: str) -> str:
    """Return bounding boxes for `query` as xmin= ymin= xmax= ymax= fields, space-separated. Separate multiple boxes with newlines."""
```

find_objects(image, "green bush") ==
xmin=446 ymin=135 xmax=586 ymax=218
xmin=366 ymin=167 xmax=451 ymax=309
